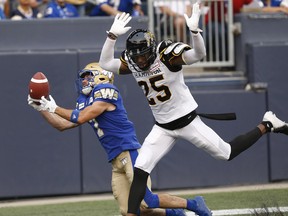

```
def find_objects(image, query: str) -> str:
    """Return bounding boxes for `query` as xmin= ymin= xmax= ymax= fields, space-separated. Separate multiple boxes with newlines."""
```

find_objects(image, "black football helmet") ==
xmin=126 ymin=29 xmax=156 ymax=71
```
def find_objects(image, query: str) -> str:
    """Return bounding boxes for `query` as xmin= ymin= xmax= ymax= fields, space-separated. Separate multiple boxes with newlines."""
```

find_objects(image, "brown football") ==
xmin=29 ymin=72 xmax=50 ymax=104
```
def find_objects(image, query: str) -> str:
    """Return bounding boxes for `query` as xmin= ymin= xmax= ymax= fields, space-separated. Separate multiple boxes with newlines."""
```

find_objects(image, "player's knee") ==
xmin=119 ymin=206 xmax=127 ymax=216
xmin=119 ymin=207 xmax=140 ymax=216
xmin=144 ymin=192 xmax=159 ymax=208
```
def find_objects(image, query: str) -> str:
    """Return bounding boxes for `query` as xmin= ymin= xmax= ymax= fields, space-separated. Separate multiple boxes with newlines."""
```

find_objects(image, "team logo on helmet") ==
xmin=126 ymin=29 xmax=157 ymax=71
xmin=76 ymin=62 xmax=114 ymax=95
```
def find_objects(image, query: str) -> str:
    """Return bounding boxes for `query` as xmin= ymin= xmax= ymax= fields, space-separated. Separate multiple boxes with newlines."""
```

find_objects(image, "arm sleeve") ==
xmin=281 ymin=0 xmax=288 ymax=7
xmin=99 ymin=37 xmax=122 ymax=74
xmin=182 ymin=32 xmax=206 ymax=65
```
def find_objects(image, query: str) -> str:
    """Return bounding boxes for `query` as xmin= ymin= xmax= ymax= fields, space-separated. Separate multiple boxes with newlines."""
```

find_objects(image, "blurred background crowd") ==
xmin=0 ymin=0 xmax=287 ymax=21
xmin=0 ymin=0 xmax=145 ymax=20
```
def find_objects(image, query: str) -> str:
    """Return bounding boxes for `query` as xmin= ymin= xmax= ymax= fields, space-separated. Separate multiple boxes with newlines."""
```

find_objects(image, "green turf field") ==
xmin=0 ymin=188 xmax=287 ymax=216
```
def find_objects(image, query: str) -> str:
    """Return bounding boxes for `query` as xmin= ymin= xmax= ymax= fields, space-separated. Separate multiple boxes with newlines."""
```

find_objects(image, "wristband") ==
xmin=70 ymin=109 xmax=80 ymax=123
xmin=106 ymin=31 xmax=118 ymax=40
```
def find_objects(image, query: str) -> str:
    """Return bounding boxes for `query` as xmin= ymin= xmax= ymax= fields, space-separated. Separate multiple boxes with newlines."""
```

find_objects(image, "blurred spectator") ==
xmin=154 ymin=0 xmax=192 ymax=42
xmin=30 ymin=0 xmax=50 ymax=15
xmin=203 ymin=0 xmax=263 ymax=62
xmin=261 ymin=0 xmax=288 ymax=12
xmin=10 ymin=0 xmax=42 ymax=20
xmin=262 ymin=0 xmax=287 ymax=6
xmin=233 ymin=0 xmax=255 ymax=14
xmin=65 ymin=0 xmax=86 ymax=16
xmin=0 ymin=0 xmax=9 ymax=18
xmin=44 ymin=0 xmax=79 ymax=18
xmin=0 ymin=6 xmax=5 ymax=19
xmin=240 ymin=0 xmax=288 ymax=13
xmin=89 ymin=0 xmax=143 ymax=17
xmin=202 ymin=0 xmax=227 ymax=61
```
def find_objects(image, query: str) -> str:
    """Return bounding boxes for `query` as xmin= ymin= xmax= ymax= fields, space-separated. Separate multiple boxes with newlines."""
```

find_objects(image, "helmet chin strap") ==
xmin=82 ymin=85 xmax=92 ymax=95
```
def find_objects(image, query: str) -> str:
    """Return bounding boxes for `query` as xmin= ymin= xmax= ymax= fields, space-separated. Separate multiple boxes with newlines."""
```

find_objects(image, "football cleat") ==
xmin=262 ymin=111 xmax=288 ymax=135
xmin=172 ymin=209 xmax=187 ymax=216
xmin=194 ymin=196 xmax=212 ymax=216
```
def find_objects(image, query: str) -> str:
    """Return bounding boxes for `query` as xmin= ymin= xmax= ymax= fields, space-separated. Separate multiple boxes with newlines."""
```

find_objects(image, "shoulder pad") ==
xmin=120 ymin=50 xmax=128 ymax=67
xmin=164 ymin=42 xmax=192 ymax=56
xmin=93 ymin=84 xmax=119 ymax=101
xmin=157 ymin=40 xmax=173 ymax=54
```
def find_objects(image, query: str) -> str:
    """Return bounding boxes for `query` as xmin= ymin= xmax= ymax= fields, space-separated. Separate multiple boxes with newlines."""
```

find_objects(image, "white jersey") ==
xmin=122 ymin=41 xmax=198 ymax=124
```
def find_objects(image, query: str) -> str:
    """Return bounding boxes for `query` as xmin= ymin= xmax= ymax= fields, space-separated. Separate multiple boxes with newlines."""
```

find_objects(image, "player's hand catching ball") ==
xmin=108 ymin=13 xmax=132 ymax=38
xmin=40 ymin=95 xmax=58 ymax=113
xmin=184 ymin=2 xmax=202 ymax=32
xmin=27 ymin=95 xmax=44 ymax=111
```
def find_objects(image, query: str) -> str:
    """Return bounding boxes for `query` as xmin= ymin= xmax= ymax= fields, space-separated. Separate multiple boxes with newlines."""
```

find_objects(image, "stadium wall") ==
xmin=0 ymin=16 xmax=287 ymax=199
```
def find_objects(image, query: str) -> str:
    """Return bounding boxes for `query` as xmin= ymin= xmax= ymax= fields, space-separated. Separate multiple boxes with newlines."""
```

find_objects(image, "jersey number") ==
xmin=138 ymin=74 xmax=171 ymax=105
xmin=90 ymin=119 xmax=104 ymax=137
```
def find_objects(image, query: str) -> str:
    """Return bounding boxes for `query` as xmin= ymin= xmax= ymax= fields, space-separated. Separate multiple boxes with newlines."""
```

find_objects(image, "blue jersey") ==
xmin=117 ymin=0 xmax=134 ymax=14
xmin=0 ymin=7 xmax=6 ymax=20
xmin=270 ymin=0 xmax=282 ymax=6
xmin=89 ymin=0 xmax=114 ymax=16
xmin=44 ymin=1 xmax=79 ymax=18
xmin=90 ymin=0 xmax=135 ymax=16
xmin=76 ymin=83 xmax=141 ymax=162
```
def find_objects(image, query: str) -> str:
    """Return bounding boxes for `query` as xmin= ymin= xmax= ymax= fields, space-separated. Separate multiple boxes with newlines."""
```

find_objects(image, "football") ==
xmin=29 ymin=72 xmax=50 ymax=104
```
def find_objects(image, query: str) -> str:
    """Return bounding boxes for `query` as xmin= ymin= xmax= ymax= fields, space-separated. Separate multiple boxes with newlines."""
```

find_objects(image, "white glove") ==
xmin=27 ymin=95 xmax=43 ymax=111
xmin=184 ymin=2 xmax=202 ymax=32
xmin=40 ymin=95 xmax=58 ymax=113
xmin=108 ymin=13 xmax=132 ymax=37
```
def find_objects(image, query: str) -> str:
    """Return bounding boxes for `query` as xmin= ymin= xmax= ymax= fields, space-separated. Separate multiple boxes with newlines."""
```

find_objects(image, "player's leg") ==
xmin=124 ymin=150 xmax=186 ymax=216
xmin=111 ymin=150 xmax=154 ymax=215
xmin=157 ymin=193 xmax=212 ymax=216
xmin=128 ymin=125 xmax=176 ymax=215
xmin=142 ymin=186 xmax=188 ymax=216
xmin=111 ymin=151 xmax=134 ymax=215
xmin=228 ymin=110 xmax=288 ymax=160
xmin=180 ymin=115 xmax=263 ymax=160
xmin=180 ymin=111 xmax=287 ymax=161
xmin=179 ymin=116 xmax=231 ymax=160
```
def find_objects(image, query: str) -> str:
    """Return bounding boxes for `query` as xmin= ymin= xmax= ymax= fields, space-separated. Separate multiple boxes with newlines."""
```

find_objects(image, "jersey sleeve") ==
xmin=158 ymin=40 xmax=192 ymax=72
xmin=91 ymin=83 xmax=119 ymax=105
xmin=76 ymin=94 xmax=87 ymax=110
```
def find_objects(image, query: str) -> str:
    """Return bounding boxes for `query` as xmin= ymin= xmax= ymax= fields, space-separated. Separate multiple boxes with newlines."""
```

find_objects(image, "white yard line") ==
xmin=186 ymin=207 xmax=288 ymax=215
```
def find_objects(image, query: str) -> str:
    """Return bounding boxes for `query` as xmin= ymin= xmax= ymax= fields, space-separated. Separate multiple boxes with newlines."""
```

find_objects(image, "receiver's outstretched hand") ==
xmin=40 ymin=95 xmax=58 ymax=113
xmin=27 ymin=95 xmax=43 ymax=111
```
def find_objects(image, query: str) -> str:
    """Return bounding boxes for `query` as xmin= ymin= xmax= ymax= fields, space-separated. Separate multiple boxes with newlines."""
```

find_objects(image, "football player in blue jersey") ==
xmin=28 ymin=62 xmax=212 ymax=216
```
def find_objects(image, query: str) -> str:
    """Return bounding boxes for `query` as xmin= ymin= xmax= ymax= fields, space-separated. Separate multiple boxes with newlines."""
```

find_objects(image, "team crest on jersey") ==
xmin=94 ymin=88 xmax=118 ymax=100
xmin=150 ymin=60 xmax=160 ymax=73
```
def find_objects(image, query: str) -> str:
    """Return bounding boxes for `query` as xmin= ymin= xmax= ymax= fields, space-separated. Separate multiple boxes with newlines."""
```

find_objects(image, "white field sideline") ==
xmin=186 ymin=207 xmax=288 ymax=215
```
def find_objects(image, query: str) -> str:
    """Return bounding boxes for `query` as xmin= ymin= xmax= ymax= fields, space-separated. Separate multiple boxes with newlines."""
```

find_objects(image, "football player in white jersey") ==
xmin=99 ymin=3 xmax=288 ymax=216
